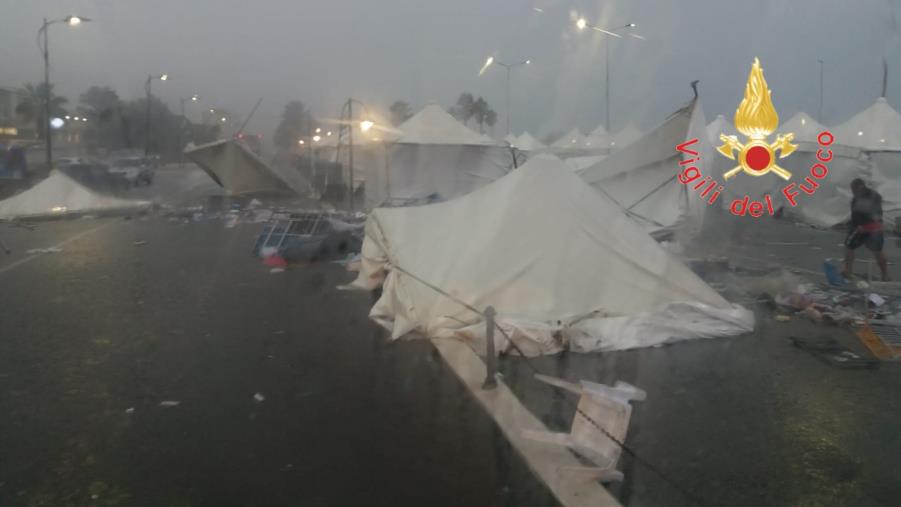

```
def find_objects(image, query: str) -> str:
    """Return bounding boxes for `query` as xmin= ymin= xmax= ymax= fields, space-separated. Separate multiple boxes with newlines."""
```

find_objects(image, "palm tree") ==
xmin=450 ymin=93 xmax=476 ymax=126
xmin=389 ymin=100 xmax=413 ymax=126
xmin=15 ymin=83 xmax=68 ymax=140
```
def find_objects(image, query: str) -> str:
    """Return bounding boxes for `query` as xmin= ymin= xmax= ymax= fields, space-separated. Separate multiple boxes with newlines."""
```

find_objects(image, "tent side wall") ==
xmin=365 ymin=143 xmax=514 ymax=208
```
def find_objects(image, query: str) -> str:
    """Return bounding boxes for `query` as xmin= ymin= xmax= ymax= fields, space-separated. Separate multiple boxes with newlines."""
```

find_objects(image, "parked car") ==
xmin=109 ymin=157 xmax=155 ymax=186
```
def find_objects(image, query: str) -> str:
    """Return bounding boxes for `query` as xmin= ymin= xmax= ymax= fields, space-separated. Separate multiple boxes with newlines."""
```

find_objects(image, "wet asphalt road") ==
xmin=0 ymin=218 xmax=557 ymax=507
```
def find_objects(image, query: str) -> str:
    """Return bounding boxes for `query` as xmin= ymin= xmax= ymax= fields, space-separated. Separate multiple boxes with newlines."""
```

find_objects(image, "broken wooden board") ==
xmin=430 ymin=338 xmax=621 ymax=507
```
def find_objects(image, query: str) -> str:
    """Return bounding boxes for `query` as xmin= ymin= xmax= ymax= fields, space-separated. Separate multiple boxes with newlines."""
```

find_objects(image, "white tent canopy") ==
xmin=185 ymin=138 xmax=311 ymax=196
xmin=833 ymin=97 xmax=901 ymax=151
xmin=350 ymin=157 xmax=752 ymax=355
xmin=514 ymin=132 xmax=546 ymax=151
xmin=706 ymin=115 xmax=736 ymax=145
xmin=609 ymin=125 xmax=642 ymax=151
xmin=364 ymin=103 xmax=513 ymax=208
xmin=504 ymin=133 xmax=518 ymax=145
xmin=578 ymin=98 xmax=712 ymax=237
xmin=552 ymin=128 xmax=587 ymax=149
xmin=392 ymin=103 xmax=498 ymax=146
xmin=779 ymin=112 xmax=827 ymax=143
xmin=0 ymin=171 xmax=150 ymax=218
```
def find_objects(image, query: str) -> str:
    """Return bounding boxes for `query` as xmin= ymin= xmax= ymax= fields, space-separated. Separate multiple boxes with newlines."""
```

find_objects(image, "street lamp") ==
xmin=360 ymin=120 xmax=374 ymax=132
xmin=576 ymin=18 xmax=640 ymax=132
xmin=37 ymin=14 xmax=91 ymax=169
xmin=817 ymin=59 xmax=824 ymax=123
xmin=144 ymin=73 xmax=169 ymax=157
xmin=480 ymin=56 xmax=531 ymax=136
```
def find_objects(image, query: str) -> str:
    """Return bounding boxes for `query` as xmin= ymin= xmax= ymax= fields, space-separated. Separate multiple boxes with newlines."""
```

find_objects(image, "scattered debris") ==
xmin=133 ymin=240 xmax=147 ymax=246
xmin=270 ymin=267 xmax=285 ymax=274
xmin=253 ymin=392 xmax=266 ymax=402
xmin=869 ymin=293 xmax=886 ymax=307
xmin=774 ymin=315 xmax=791 ymax=322
xmin=125 ymin=407 xmax=135 ymax=414
xmin=264 ymin=255 xmax=287 ymax=268
xmin=25 ymin=247 xmax=62 ymax=254
xmin=159 ymin=400 xmax=181 ymax=407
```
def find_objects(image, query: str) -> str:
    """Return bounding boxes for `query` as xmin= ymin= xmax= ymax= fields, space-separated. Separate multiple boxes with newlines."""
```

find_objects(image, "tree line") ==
xmin=14 ymin=83 xmax=220 ymax=160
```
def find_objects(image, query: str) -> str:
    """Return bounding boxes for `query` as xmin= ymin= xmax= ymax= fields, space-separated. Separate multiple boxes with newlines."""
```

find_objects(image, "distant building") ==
xmin=0 ymin=86 xmax=32 ymax=142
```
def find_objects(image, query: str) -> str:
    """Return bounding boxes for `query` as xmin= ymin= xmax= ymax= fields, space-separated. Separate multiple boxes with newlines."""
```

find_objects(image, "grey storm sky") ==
xmin=2 ymin=0 xmax=901 ymax=140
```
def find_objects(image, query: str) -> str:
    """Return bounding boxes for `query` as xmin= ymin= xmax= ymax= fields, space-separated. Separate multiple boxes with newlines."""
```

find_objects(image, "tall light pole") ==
xmin=817 ymin=59 xmax=824 ymax=123
xmin=144 ymin=73 xmax=168 ymax=158
xmin=480 ymin=56 xmax=531 ymax=136
xmin=576 ymin=18 xmax=639 ymax=132
xmin=339 ymin=98 xmax=374 ymax=211
xmin=37 ymin=15 xmax=90 ymax=170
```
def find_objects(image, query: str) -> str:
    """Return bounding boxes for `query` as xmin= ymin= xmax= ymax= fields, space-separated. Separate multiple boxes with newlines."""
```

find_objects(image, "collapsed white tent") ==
xmin=363 ymin=104 xmax=514 ymax=208
xmin=0 ymin=171 xmax=150 ymax=218
xmin=578 ymin=98 xmax=712 ymax=238
xmin=350 ymin=156 xmax=752 ymax=355
xmin=185 ymin=138 xmax=311 ymax=196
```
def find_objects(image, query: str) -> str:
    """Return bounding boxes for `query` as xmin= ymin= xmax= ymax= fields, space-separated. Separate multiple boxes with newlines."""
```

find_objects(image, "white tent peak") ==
xmin=552 ymin=127 xmax=587 ymax=148
xmin=395 ymin=104 xmax=499 ymax=146
xmin=0 ymin=171 xmax=150 ymax=218
xmin=833 ymin=97 xmax=901 ymax=150
xmin=706 ymin=114 xmax=736 ymax=144
xmin=514 ymin=132 xmax=546 ymax=151
xmin=590 ymin=124 xmax=609 ymax=137
xmin=778 ymin=112 xmax=827 ymax=143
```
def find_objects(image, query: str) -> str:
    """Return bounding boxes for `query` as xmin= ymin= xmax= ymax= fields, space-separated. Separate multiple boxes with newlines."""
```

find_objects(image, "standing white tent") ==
xmin=833 ymin=97 xmax=901 ymax=183
xmin=350 ymin=156 xmax=752 ymax=355
xmin=363 ymin=103 xmax=514 ymax=208
xmin=514 ymin=132 xmax=546 ymax=152
xmin=608 ymin=125 xmax=642 ymax=151
xmin=578 ymin=98 xmax=712 ymax=238
xmin=552 ymin=128 xmax=588 ymax=149
xmin=583 ymin=124 xmax=611 ymax=151
xmin=0 ymin=171 xmax=150 ymax=218
xmin=779 ymin=112 xmax=827 ymax=143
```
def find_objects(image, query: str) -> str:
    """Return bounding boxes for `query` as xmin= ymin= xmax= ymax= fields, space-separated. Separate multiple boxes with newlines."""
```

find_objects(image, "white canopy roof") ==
xmin=394 ymin=103 xmax=499 ymax=146
xmin=0 ymin=171 xmax=150 ymax=218
xmin=504 ymin=133 xmax=517 ymax=145
xmin=779 ymin=112 xmax=827 ymax=143
xmin=514 ymin=132 xmax=546 ymax=151
xmin=706 ymin=114 xmax=736 ymax=145
xmin=609 ymin=125 xmax=643 ymax=151
xmin=351 ymin=156 xmax=751 ymax=354
xmin=552 ymin=128 xmax=587 ymax=149
xmin=578 ymin=99 xmax=712 ymax=236
xmin=833 ymin=97 xmax=901 ymax=150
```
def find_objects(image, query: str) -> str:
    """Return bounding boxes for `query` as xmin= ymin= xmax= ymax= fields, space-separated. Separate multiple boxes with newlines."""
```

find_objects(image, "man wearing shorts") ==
xmin=843 ymin=178 xmax=889 ymax=281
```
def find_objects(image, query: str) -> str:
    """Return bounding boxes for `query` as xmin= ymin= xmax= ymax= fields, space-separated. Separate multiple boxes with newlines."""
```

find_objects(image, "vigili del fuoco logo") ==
xmin=675 ymin=58 xmax=836 ymax=217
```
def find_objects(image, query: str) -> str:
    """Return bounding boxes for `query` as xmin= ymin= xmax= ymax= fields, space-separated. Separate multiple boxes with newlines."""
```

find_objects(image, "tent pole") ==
xmin=483 ymin=306 xmax=498 ymax=389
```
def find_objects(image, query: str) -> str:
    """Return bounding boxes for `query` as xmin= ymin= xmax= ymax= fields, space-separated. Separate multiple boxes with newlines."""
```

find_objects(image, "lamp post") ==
xmin=177 ymin=94 xmax=198 ymax=166
xmin=480 ymin=56 xmax=531 ymax=137
xmin=339 ymin=98 xmax=374 ymax=211
xmin=38 ymin=15 xmax=90 ymax=170
xmin=144 ymin=73 xmax=168 ymax=158
xmin=576 ymin=18 xmax=639 ymax=132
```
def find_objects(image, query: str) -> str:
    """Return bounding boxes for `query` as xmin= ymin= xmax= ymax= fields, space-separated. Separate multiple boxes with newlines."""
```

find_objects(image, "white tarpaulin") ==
xmin=364 ymin=104 xmax=514 ymax=208
xmin=0 ymin=171 xmax=150 ymax=218
xmin=779 ymin=112 xmax=827 ymax=143
xmin=351 ymin=156 xmax=752 ymax=355
xmin=578 ymin=98 xmax=712 ymax=237
xmin=185 ymin=138 xmax=311 ymax=196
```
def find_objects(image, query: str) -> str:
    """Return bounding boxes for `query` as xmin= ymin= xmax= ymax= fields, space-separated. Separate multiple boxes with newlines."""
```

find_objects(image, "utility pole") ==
xmin=817 ymin=59 xmax=824 ymax=123
xmin=42 ymin=18 xmax=51 ymax=170
xmin=348 ymin=99 xmax=355 ymax=211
